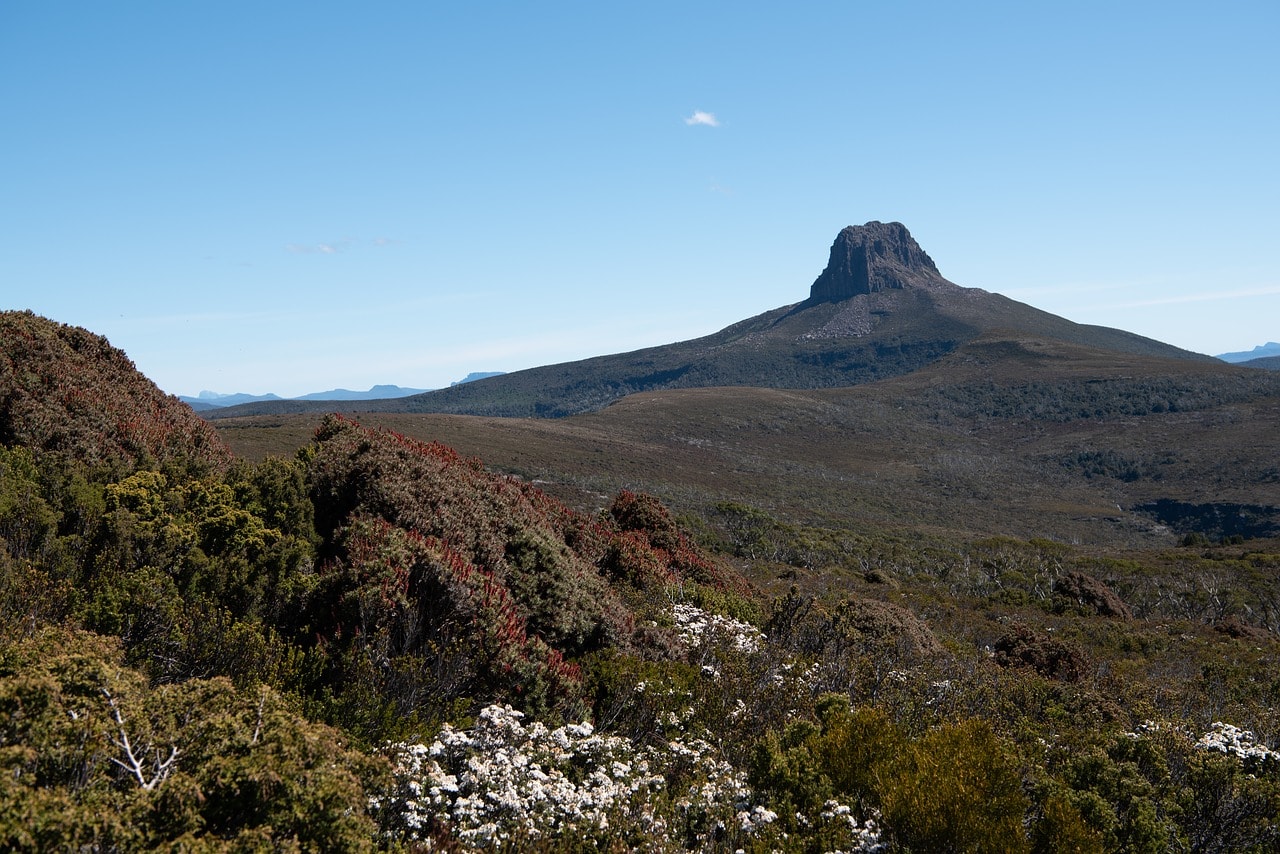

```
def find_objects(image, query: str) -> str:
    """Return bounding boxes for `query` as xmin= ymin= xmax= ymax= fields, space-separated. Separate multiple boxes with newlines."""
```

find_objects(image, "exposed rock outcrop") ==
xmin=808 ymin=221 xmax=947 ymax=302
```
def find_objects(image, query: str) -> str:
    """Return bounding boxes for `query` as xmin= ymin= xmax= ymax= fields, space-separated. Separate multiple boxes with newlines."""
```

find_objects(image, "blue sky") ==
xmin=2 ymin=1 xmax=1277 ymax=397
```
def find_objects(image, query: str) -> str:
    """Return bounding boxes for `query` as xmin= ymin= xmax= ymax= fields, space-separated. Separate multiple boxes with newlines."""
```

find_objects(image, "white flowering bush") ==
xmin=371 ymin=603 xmax=887 ymax=851
xmin=378 ymin=705 xmax=661 ymax=846
xmin=1127 ymin=719 xmax=1280 ymax=769
xmin=672 ymin=602 xmax=764 ymax=653
xmin=1196 ymin=722 xmax=1280 ymax=767
xmin=819 ymin=799 xmax=887 ymax=853
xmin=377 ymin=703 xmax=794 ymax=850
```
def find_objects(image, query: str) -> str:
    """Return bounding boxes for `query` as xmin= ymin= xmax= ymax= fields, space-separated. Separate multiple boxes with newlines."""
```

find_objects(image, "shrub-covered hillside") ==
xmin=2 ymin=313 xmax=1278 ymax=851
xmin=0 ymin=310 xmax=230 ymax=477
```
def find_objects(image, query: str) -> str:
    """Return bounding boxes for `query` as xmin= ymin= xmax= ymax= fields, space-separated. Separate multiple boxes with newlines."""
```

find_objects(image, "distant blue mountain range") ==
xmin=292 ymin=384 xmax=431 ymax=402
xmin=1217 ymin=342 xmax=1280 ymax=364
xmin=180 ymin=373 xmax=504 ymax=410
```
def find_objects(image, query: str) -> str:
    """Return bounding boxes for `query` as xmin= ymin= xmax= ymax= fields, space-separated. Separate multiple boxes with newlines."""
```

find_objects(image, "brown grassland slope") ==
xmin=216 ymin=332 xmax=1280 ymax=551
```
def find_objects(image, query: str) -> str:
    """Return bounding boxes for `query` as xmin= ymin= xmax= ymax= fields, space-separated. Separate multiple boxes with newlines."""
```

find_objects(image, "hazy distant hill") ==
xmin=1242 ymin=355 xmax=1280 ymax=371
xmin=182 ymin=385 xmax=428 ymax=410
xmin=292 ymin=383 xmax=431 ymax=401
xmin=180 ymin=391 xmax=286 ymax=410
xmin=186 ymin=375 xmax=508 ymax=412
xmin=1217 ymin=341 xmax=1280 ymax=363
xmin=451 ymin=371 xmax=505 ymax=386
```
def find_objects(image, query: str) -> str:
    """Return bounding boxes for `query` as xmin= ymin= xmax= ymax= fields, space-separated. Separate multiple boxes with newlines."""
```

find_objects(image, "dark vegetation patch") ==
xmin=993 ymin=621 xmax=1089 ymax=682
xmin=1056 ymin=448 xmax=1174 ymax=482
xmin=909 ymin=372 xmax=1280 ymax=424
xmin=1055 ymin=571 xmax=1133 ymax=620
xmin=1136 ymin=498 xmax=1280 ymax=542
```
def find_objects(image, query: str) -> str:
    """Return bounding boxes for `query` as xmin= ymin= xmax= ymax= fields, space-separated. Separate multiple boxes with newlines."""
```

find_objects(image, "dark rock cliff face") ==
xmin=808 ymin=221 xmax=946 ymax=302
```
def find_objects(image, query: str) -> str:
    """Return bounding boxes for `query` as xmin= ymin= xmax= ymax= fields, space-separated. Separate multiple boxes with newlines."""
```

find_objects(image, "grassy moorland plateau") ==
xmin=3 ymin=224 xmax=1280 ymax=851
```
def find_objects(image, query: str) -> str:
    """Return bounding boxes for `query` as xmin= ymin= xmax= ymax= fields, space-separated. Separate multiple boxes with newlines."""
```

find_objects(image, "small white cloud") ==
xmin=286 ymin=239 xmax=352 ymax=255
xmin=684 ymin=110 xmax=719 ymax=127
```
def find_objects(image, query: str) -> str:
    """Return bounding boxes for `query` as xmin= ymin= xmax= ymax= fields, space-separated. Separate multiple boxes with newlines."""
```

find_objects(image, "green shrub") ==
xmin=877 ymin=717 xmax=1030 ymax=853
xmin=0 ymin=627 xmax=386 ymax=851
xmin=751 ymin=694 xmax=1031 ymax=851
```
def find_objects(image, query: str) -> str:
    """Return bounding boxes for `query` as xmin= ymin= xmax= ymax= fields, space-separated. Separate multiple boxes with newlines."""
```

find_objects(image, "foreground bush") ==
xmin=380 ymin=702 xmax=885 ymax=852
xmin=751 ymin=694 xmax=1076 ymax=853
xmin=0 ymin=627 xmax=386 ymax=851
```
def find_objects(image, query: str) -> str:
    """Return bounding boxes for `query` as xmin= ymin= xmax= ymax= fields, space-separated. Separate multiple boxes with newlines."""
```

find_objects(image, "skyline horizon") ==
xmin=76 ymin=270 xmax=1280 ymax=400
xmin=5 ymin=3 xmax=1277 ymax=397
xmin=10 ymin=215 xmax=1278 ymax=399
xmin=13 ymin=238 xmax=1278 ymax=400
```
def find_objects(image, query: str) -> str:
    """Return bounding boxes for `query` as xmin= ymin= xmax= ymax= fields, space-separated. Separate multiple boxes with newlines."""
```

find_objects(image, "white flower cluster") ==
xmin=789 ymin=799 xmax=885 ymax=852
xmin=381 ymin=705 xmax=662 ymax=846
xmin=672 ymin=603 xmax=764 ymax=653
xmin=380 ymin=703 xmax=774 ymax=850
xmin=820 ymin=800 xmax=887 ymax=853
xmin=736 ymin=804 xmax=778 ymax=832
xmin=1196 ymin=722 xmax=1280 ymax=765
xmin=1123 ymin=719 xmax=1174 ymax=739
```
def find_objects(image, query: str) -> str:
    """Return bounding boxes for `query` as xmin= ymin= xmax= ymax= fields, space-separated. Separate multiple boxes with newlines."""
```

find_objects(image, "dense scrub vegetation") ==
xmin=0 ymin=310 xmax=230 ymax=476
xmin=3 ymin=312 xmax=1279 ymax=850
xmin=907 ymin=371 xmax=1280 ymax=424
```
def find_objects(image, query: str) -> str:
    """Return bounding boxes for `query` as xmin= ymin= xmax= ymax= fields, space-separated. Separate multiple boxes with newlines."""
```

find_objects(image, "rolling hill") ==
xmin=1242 ymin=356 xmax=1280 ymax=371
xmin=206 ymin=222 xmax=1211 ymax=419
xmin=214 ymin=337 xmax=1280 ymax=551
xmin=207 ymin=222 xmax=1279 ymax=551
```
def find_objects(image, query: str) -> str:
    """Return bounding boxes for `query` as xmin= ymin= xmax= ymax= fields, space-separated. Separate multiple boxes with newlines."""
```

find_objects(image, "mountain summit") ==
xmin=808 ymin=221 xmax=945 ymax=301
xmin=206 ymin=223 xmax=1217 ymax=419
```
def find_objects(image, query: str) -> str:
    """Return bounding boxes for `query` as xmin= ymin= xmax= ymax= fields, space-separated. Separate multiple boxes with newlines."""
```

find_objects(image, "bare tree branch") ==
xmin=101 ymin=687 xmax=180 ymax=791
xmin=251 ymin=689 xmax=266 ymax=745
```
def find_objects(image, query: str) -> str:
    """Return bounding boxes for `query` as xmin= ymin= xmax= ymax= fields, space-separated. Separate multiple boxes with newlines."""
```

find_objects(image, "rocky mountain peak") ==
xmin=808 ymin=221 xmax=945 ymax=302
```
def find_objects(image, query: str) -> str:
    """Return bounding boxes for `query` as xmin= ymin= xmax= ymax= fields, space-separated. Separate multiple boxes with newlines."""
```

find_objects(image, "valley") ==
xmin=215 ymin=341 xmax=1280 ymax=551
